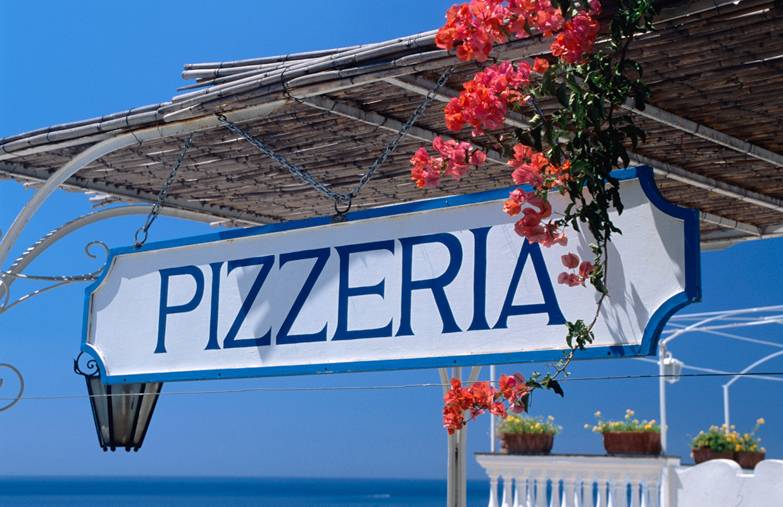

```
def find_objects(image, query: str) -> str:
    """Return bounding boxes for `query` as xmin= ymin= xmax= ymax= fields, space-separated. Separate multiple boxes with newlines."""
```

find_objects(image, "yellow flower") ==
xmin=584 ymin=424 xmax=590 ymax=429
xmin=595 ymin=411 xmax=601 ymax=417
xmin=758 ymin=418 xmax=765 ymax=425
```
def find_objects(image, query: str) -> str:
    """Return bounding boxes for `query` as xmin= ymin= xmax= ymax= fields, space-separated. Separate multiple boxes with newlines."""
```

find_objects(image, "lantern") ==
xmin=74 ymin=353 xmax=162 ymax=451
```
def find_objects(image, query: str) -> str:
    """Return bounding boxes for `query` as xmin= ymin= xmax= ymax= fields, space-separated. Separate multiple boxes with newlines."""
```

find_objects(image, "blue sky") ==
xmin=2 ymin=1 xmax=782 ymax=481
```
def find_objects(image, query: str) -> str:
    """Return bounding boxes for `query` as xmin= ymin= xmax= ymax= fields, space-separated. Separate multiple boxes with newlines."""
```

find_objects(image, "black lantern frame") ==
xmin=74 ymin=353 xmax=162 ymax=452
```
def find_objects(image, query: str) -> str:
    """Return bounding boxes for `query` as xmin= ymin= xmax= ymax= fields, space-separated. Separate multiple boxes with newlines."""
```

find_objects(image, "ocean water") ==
xmin=0 ymin=477 xmax=490 ymax=506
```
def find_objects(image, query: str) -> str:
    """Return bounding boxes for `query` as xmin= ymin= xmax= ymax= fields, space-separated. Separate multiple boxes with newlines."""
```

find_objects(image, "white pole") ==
xmin=659 ymin=343 xmax=668 ymax=455
xmin=440 ymin=368 xmax=455 ymax=507
xmin=723 ymin=384 xmax=730 ymax=428
xmin=490 ymin=365 xmax=496 ymax=453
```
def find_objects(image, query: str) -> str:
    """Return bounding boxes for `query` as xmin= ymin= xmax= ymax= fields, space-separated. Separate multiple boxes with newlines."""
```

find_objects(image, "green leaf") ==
xmin=556 ymin=82 xmax=569 ymax=107
xmin=546 ymin=379 xmax=565 ymax=397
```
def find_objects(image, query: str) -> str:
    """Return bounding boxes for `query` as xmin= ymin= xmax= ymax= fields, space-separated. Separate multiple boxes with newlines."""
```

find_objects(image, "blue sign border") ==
xmin=82 ymin=165 xmax=700 ymax=383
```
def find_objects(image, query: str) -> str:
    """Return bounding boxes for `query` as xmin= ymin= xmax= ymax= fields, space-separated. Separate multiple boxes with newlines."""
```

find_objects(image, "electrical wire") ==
xmin=2 ymin=371 xmax=783 ymax=402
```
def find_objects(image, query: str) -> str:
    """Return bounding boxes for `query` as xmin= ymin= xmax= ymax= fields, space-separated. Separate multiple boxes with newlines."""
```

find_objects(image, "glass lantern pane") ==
xmin=110 ymin=383 xmax=143 ymax=449
xmin=86 ymin=376 xmax=111 ymax=447
xmin=132 ymin=382 xmax=162 ymax=448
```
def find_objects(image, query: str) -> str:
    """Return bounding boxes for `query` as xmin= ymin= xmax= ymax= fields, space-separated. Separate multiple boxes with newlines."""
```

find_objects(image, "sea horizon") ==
xmin=0 ymin=475 xmax=491 ymax=506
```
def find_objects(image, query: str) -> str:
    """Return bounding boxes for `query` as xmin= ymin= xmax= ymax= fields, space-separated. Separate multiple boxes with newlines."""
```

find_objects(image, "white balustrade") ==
xmin=476 ymin=454 xmax=680 ymax=507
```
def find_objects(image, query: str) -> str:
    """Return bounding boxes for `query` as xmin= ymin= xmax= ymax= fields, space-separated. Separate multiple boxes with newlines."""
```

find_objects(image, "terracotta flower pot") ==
xmin=735 ymin=451 xmax=765 ymax=469
xmin=500 ymin=433 xmax=554 ymax=454
xmin=602 ymin=431 xmax=661 ymax=455
xmin=691 ymin=447 xmax=734 ymax=464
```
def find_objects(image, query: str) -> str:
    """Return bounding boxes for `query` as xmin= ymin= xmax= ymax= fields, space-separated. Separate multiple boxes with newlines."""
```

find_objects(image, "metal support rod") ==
xmin=0 ymin=134 xmax=137 ymax=269
xmin=722 ymin=349 xmax=783 ymax=428
xmin=0 ymin=101 xmax=281 ymax=272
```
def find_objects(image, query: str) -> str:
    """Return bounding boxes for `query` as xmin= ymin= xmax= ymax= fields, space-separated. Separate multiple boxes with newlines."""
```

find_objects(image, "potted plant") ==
xmin=498 ymin=415 xmax=561 ymax=454
xmin=589 ymin=409 xmax=661 ymax=455
xmin=735 ymin=419 xmax=766 ymax=469
xmin=689 ymin=425 xmax=737 ymax=464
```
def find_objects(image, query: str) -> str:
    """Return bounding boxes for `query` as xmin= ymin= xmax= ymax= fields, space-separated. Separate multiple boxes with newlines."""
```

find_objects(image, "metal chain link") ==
xmin=135 ymin=132 xmax=196 ymax=246
xmin=216 ymin=65 xmax=455 ymax=210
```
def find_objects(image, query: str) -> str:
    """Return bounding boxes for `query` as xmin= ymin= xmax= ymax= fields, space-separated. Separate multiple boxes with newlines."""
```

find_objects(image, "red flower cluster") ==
xmin=435 ymin=0 xmax=567 ymax=63
xmin=443 ymin=373 xmax=531 ymax=434
xmin=558 ymin=252 xmax=596 ymax=286
xmin=410 ymin=137 xmax=487 ymax=188
xmin=502 ymin=144 xmax=573 ymax=247
xmin=444 ymin=61 xmax=537 ymax=135
xmin=551 ymin=6 xmax=600 ymax=64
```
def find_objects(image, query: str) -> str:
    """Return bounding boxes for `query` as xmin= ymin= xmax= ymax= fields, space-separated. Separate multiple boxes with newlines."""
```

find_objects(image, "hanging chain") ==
xmin=135 ymin=132 xmax=196 ymax=246
xmin=216 ymin=65 xmax=455 ymax=213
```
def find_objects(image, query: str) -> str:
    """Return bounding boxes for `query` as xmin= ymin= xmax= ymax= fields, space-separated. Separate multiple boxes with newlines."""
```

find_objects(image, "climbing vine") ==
xmin=411 ymin=0 xmax=657 ymax=433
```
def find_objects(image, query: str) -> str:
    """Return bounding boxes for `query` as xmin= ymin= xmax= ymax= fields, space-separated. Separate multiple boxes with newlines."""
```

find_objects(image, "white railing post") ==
xmin=630 ymin=476 xmax=641 ymax=507
xmin=475 ymin=456 xmax=681 ymax=507
xmin=563 ymin=474 xmax=576 ymax=507
xmin=501 ymin=474 xmax=513 ymax=507
xmin=488 ymin=474 xmax=500 ymax=507
xmin=551 ymin=475 xmax=562 ymax=507
xmin=533 ymin=473 xmax=547 ymax=507
xmin=585 ymin=477 xmax=598 ymax=507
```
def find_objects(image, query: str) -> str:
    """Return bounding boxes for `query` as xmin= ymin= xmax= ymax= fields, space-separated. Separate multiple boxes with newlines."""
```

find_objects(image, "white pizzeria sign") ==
xmin=82 ymin=167 xmax=700 ymax=383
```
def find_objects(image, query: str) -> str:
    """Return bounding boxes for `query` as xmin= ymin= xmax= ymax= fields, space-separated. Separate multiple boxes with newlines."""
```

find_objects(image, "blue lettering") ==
xmin=397 ymin=233 xmax=463 ymax=336
xmin=276 ymin=248 xmax=330 ymax=344
xmin=493 ymin=239 xmax=565 ymax=329
xmin=206 ymin=262 xmax=222 ymax=350
xmin=222 ymin=256 xmax=275 ymax=349
xmin=467 ymin=227 xmax=491 ymax=331
xmin=333 ymin=240 xmax=395 ymax=341
xmin=156 ymin=265 xmax=205 ymax=354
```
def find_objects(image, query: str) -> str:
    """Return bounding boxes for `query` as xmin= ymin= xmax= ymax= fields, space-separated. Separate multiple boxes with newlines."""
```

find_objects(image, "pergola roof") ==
xmin=1 ymin=0 xmax=782 ymax=250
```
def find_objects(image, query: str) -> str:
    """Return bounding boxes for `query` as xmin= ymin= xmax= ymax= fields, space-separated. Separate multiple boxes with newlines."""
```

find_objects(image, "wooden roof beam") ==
xmin=629 ymin=152 xmax=783 ymax=214
xmin=389 ymin=75 xmax=783 ymax=215
xmin=0 ymin=162 xmax=275 ymax=228
xmin=622 ymin=98 xmax=783 ymax=170
xmin=384 ymin=75 xmax=532 ymax=130
xmin=701 ymin=223 xmax=783 ymax=251
xmin=298 ymin=96 xmax=510 ymax=166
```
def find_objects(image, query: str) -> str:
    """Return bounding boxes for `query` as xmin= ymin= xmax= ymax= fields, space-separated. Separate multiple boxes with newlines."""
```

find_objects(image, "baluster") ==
xmin=640 ymin=480 xmax=650 ymax=507
xmin=551 ymin=477 xmax=562 ymax=507
xmin=501 ymin=475 xmax=513 ymax=507
xmin=534 ymin=475 xmax=547 ymax=507
xmin=648 ymin=479 xmax=660 ymax=507
xmin=629 ymin=476 xmax=641 ymax=507
xmin=513 ymin=476 xmax=522 ymax=507
xmin=563 ymin=475 xmax=576 ymax=507
xmin=595 ymin=478 xmax=608 ymax=507
xmin=526 ymin=477 xmax=534 ymax=507
xmin=607 ymin=479 xmax=619 ymax=507
xmin=583 ymin=478 xmax=597 ymax=507
xmin=488 ymin=474 xmax=500 ymax=507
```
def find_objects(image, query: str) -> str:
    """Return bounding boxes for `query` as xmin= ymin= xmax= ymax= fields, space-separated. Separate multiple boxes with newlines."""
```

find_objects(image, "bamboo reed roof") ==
xmin=1 ymin=0 xmax=782 ymax=250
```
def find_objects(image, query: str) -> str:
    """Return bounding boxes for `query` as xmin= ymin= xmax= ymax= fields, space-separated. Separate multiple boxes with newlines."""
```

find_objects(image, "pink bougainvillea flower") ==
xmin=579 ymin=260 xmax=596 ymax=278
xmin=503 ymin=199 xmax=522 ymax=217
xmin=558 ymin=272 xmax=583 ymax=287
xmin=489 ymin=401 xmax=507 ymax=418
xmin=533 ymin=57 xmax=550 ymax=74
xmin=469 ymin=149 xmax=487 ymax=166
xmin=561 ymin=252 xmax=580 ymax=269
